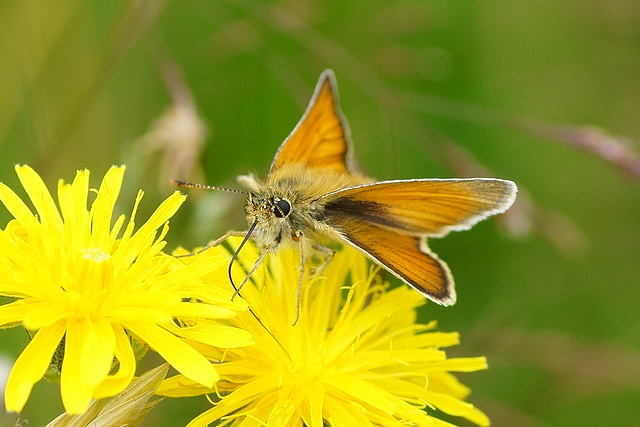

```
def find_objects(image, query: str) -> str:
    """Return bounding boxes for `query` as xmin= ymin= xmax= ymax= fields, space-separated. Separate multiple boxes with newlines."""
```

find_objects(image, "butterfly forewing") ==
xmin=270 ymin=70 xmax=352 ymax=174
xmin=322 ymin=178 xmax=517 ymax=237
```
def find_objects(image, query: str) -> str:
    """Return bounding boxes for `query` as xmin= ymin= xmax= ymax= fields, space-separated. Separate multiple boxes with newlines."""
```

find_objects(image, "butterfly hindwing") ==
xmin=328 ymin=216 xmax=456 ymax=305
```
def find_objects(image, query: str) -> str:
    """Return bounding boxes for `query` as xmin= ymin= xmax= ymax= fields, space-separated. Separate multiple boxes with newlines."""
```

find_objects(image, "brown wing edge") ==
xmin=417 ymin=239 xmax=457 ymax=306
xmin=269 ymin=69 xmax=356 ymax=173
xmin=419 ymin=178 xmax=519 ymax=237
xmin=340 ymin=228 xmax=457 ymax=306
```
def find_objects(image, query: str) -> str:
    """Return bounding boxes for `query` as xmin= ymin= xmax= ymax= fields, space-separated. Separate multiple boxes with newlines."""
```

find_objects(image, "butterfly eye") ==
xmin=273 ymin=198 xmax=291 ymax=218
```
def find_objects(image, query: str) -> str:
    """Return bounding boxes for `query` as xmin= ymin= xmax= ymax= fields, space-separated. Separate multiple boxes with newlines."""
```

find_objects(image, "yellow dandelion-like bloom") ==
xmin=0 ymin=165 xmax=252 ymax=414
xmin=159 ymin=240 xmax=490 ymax=427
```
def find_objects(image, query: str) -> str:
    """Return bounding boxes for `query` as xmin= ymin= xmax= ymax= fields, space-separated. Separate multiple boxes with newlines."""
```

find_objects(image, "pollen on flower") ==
xmin=82 ymin=247 xmax=110 ymax=262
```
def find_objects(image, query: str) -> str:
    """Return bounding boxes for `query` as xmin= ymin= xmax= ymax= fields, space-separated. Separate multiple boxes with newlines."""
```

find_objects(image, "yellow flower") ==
xmin=0 ymin=165 xmax=252 ymax=414
xmin=159 ymin=240 xmax=490 ymax=427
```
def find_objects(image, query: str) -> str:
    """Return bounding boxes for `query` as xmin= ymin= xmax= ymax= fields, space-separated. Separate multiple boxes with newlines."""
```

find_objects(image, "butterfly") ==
xmin=173 ymin=69 xmax=517 ymax=321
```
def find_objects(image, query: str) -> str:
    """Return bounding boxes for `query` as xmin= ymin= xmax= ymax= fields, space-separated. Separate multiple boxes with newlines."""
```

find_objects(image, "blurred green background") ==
xmin=1 ymin=1 xmax=639 ymax=426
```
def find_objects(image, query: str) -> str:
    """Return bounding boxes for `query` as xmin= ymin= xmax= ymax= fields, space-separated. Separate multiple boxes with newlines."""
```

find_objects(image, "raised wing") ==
xmin=321 ymin=178 xmax=517 ymax=237
xmin=270 ymin=69 xmax=353 ymax=174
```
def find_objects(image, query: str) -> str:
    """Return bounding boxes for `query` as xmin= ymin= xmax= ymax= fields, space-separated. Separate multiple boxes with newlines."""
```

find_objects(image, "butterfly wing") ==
xmin=319 ymin=178 xmax=517 ymax=305
xmin=321 ymin=178 xmax=517 ymax=237
xmin=270 ymin=69 xmax=353 ymax=174
xmin=328 ymin=217 xmax=456 ymax=305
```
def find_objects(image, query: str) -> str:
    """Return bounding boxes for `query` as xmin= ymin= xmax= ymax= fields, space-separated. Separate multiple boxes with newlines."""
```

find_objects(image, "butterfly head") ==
xmin=243 ymin=188 xmax=299 ymax=246
xmin=245 ymin=194 xmax=291 ymax=220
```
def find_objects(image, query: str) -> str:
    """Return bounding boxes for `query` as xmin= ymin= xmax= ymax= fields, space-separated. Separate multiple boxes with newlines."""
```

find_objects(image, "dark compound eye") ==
xmin=273 ymin=198 xmax=291 ymax=218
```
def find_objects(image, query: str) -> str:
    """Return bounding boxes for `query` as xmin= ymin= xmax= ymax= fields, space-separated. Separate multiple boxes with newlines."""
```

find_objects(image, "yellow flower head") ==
xmin=159 ymin=239 xmax=490 ymax=427
xmin=0 ymin=165 xmax=252 ymax=414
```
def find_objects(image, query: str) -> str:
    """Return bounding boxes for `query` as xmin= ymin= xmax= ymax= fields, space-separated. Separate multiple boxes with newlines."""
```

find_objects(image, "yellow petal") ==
xmin=15 ymin=164 xmax=63 ymax=234
xmin=186 ymin=406 xmax=232 ymax=427
xmin=57 ymin=169 xmax=89 ymax=244
xmin=125 ymin=320 xmax=218 ymax=388
xmin=0 ymin=300 xmax=28 ymax=326
xmin=97 ymin=166 xmax=125 ymax=203
xmin=421 ymin=388 xmax=478 ymax=420
xmin=131 ymin=192 xmax=185 ymax=243
xmin=324 ymin=373 xmax=395 ymax=415
xmin=22 ymin=300 xmax=69 ymax=330
xmin=394 ymin=331 xmax=460 ymax=349
xmin=156 ymin=374 xmax=212 ymax=398
xmin=323 ymin=398 xmax=374 ymax=427
xmin=81 ymin=317 xmax=117 ymax=387
xmin=430 ymin=357 xmax=488 ymax=373
xmin=94 ymin=324 xmax=137 ymax=398
xmin=305 ymin=381 xmax=325 ymax=427
xmin=179 ymin=282 xmax=248 ymax=311
xmin=72 ymin=168 xmax=90 ymax=221
xmin=0 ymin=182 xmax=37 ymax=226
xmin=168 ymin=302 xmax=238 ymax=319
xmin=4 ymin=320 xmax=66 ymax=412
xmin=161 ymin=256 xmax=227 ymax=285
xmin=89 ymin=166 xmax=125 ymax=250
xmin=61 ymin=318 xmax=98 ymax=414
xmin=168 ymin=323 xmax=254 ymax=348
xmin=267 ymin=388 xmax=302 ymax=426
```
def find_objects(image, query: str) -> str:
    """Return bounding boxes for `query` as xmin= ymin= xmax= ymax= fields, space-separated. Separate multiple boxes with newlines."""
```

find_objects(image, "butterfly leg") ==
xmin=310 ymin=243 xmax=335 ymax=277
xmin=175 ymin=230 xmax=247 ymax=258
xmin=231 ymin=241 xmax=275 ymax=301
xmin=291 ymin=230 xmax=305 ymax=326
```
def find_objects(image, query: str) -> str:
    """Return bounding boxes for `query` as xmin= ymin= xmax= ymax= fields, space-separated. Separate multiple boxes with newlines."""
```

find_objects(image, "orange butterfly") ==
xmin=174 ymin=69 xmax=517 ymax=319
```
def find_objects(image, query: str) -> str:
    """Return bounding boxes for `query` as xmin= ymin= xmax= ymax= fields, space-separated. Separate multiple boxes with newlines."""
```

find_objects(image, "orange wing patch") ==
xmin=322 ymin=178 xmax=517 ymax=237
xmin=330 ymin=217 xmax=455 ymax=305
xmin=270 ymin=70 xmax=352 ymax=174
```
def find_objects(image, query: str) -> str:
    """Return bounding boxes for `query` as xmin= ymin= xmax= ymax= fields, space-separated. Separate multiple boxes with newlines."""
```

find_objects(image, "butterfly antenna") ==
xmin=171 ymin=179 xmax=250 ymax=195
